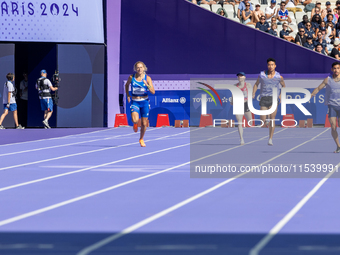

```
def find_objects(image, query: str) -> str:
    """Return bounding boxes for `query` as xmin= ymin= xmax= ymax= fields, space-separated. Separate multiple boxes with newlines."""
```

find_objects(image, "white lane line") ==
xmin=0 ymin=130 xmax=237 ymax=192
xmin=0 ymin=129 xmax=192 ymax=172
xmin=0 ymin=128 xmax=119 ymax=147
xmin=77 ymin=128 xmax=328 ymax=255
xmin=0 ymin=129 xmax=277 ymax=227
xmin=249 ymin=172 xmax=336 ymax=252
xmin=0 ymin=129 xmax=160 ymax=157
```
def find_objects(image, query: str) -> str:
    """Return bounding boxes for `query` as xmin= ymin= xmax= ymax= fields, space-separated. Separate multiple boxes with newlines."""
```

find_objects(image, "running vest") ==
xmin=259 ymin=71 xmax=281 ymax=98
xmin=325 ymin=76 xmax=340 ymax=106
xmin=131 ymin=74 xmax=148 ymax=97
xmin=237 ymin=82 xmax=249 ymax=101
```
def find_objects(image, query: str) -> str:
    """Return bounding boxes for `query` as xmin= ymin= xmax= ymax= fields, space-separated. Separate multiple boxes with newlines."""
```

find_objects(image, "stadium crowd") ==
xmin=188 ymin=0 xmax=340 ymax=59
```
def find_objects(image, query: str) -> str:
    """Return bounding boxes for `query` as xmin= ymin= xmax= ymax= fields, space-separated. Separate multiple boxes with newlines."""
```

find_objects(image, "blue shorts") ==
xmin=3 ymin=103 xmax=17 ymax=111
xmin=130 ymin=99 xmax=150 ymax=118
xmin=40 ymin=98 xmax=53 ymax=112
xmin=328 ymin=105 xmax=340 ymax=118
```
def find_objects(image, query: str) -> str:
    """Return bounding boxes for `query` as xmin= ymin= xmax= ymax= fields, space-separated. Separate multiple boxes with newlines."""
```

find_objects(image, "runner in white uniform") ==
xmin=252 ymin=58 xmax=286 ymax=145
xmin=311 ymin=62 xmax=340 ymax=153
xmin=231 ymin=72 xmax=253 ymax=145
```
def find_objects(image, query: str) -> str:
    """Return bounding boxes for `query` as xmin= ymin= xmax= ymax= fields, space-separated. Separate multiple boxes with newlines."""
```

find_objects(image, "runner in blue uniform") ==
xmin=252 ymin=58 xmax=286 ymax=145
xmin=125 ymin=61 xmax=155 ymax=147
xmin=311 ymin=62 xmax=340 ymax=153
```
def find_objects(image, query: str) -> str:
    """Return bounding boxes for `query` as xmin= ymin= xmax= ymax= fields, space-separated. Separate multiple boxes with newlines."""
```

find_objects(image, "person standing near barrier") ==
xmin=311 ymin=62 xmax=340 ymax=153
xmin=0 ymin=73 xmax=24 ymax=129
xmin=125 ymin=61 xmax=155 ymax=147
xmin=231 ymin=72 xmax=253 ymax=145
xmin=36 ymin=70 xmax=58 ymax=129
xmin=252 ymin=58 xmax=286 ymax=146
xmin=19 ymin=72 xmax=28 ymax=127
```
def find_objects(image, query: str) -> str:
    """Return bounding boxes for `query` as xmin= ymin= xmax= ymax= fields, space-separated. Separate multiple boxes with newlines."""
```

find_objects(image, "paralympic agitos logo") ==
xmin=197 ymin=82 xmax=223 ymax=106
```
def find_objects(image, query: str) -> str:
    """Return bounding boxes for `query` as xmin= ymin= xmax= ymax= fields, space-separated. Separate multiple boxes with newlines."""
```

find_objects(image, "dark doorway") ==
xmin=15 ymin=43 xmax=57 ymax=128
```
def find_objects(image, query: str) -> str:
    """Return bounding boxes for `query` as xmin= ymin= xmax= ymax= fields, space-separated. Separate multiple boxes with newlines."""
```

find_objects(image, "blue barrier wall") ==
xmin=120 ymin=0 xmax=337 ymax=75
xmin=126 ymin=89 xmax=327 ymax=126
xmin=57 ymin=45 xmax=105 ymax=127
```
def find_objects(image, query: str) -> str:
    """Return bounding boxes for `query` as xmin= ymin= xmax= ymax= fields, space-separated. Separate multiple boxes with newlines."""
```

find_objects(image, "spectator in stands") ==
xmin=319 ymin=26 xmax=327 ymax=38
xmin=187 ymin=0 xmax=198 ymax=4
xmin=326 ymin=22 xmax=336 ymax=42
xmin=217 ymin=7 xmax=228 ymax=17
xmin=304 ymin=22 xmax=316 ymax=38
xmin=277 ymin=2 xmax=292 ymax=25
xmin=265 ymin=0 xmax=278 ymax=23
xmin=280 ymin=22 xmax=295 ymax=41
xmin=322 ymin=2 xmax=332 ymax=19
xmin=295 ymin=27 xmax=307 ymax=45
xmin=311 ymin=14 xmax=321 ymax=30
xmin=311 ymin=2 xmax=321 ymax=18
xmin=252 ymin=4 xmax=264 ymax=24
xmin=336 ymin=7 xmax=340 ymax=25
xmin=316 ymin=20 xmax=326 ymax=34
xmin=315 ymin=43 xmax=327 ymax=55
xmin=237 ymin=0 xmax=254 ymax=21
xmin=242 ymin=3 xmax=253 ymax=24
xmin=321 ymin=26 xmax=334 ymax=52
xmin=330 ymin=39 xmax=340 ymax=59
xmin=271 ymin=16 xmax=278 ymax=24
xmin=269 ymin=23 xmax=278 ymax=36
xmin=298 ymin=15 xmax=309 ymax=30
xmin=324 ymin=11 xmax=337 ymax=25
xmin=312 ymin=8 xmax=322 ymax=21
xmin=304 ymin=36 xmax=315 ymax=49
xmin=336 ymin=10 xmax=340 ymax=30
xmin=313 ymin=30 xmax=322 ymax=42
xmin=199 ymin=0 xmax=218 ymax=5
xmin=334 ymin=0 xmax=340 ymax=15
xmin=314 ymin=31 xmax=328 ymax=53
xmin=284 ymin=0 xmax=303 ymax=14
xmin=256 ymin=15 xmax=270 ymax=32
xmin=222 ymin=0 xmax=240 ymax=7
xmin=271 ymin=16 xmax=277 ymax=25
xmin=299 ymin=0 xmax=312 ymax=8
xmin=334 ymin=5 xmax=340 ymax=20
xmin=336 ymin=23 xmax=340 ymax=37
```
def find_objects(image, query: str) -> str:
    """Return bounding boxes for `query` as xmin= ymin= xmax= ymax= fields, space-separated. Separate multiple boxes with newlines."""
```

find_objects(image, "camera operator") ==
xmin=0 ymin=73 xmax=24 ymax=129
xmin=36 ymin=70 xmax=58 ymax=129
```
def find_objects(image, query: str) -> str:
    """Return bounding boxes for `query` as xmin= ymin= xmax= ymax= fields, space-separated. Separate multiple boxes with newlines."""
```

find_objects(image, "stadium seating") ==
xmin=187 ymin=0 xmax=339 ymax=56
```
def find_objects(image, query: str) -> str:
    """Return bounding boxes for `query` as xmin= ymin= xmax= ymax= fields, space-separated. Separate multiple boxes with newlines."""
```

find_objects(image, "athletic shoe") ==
xmin=0 ymin=125 xmax=5 ymax=129
xmin=133 ymin=123 xmax=138 ymax=133
xmin=16 ymin=124 xmax=25 ymax=129
xmin=334 ymin=147 xmax=340 ymax=153
xmin=268 ymin=139 xmax=273 ymax=146
xmin=42 ymin=119 xmax=51 ymax=129
xmin=240 ymin=139 xmax=245 ymax=145
xmin=139 ymin=139 xmax=146 ymax=147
